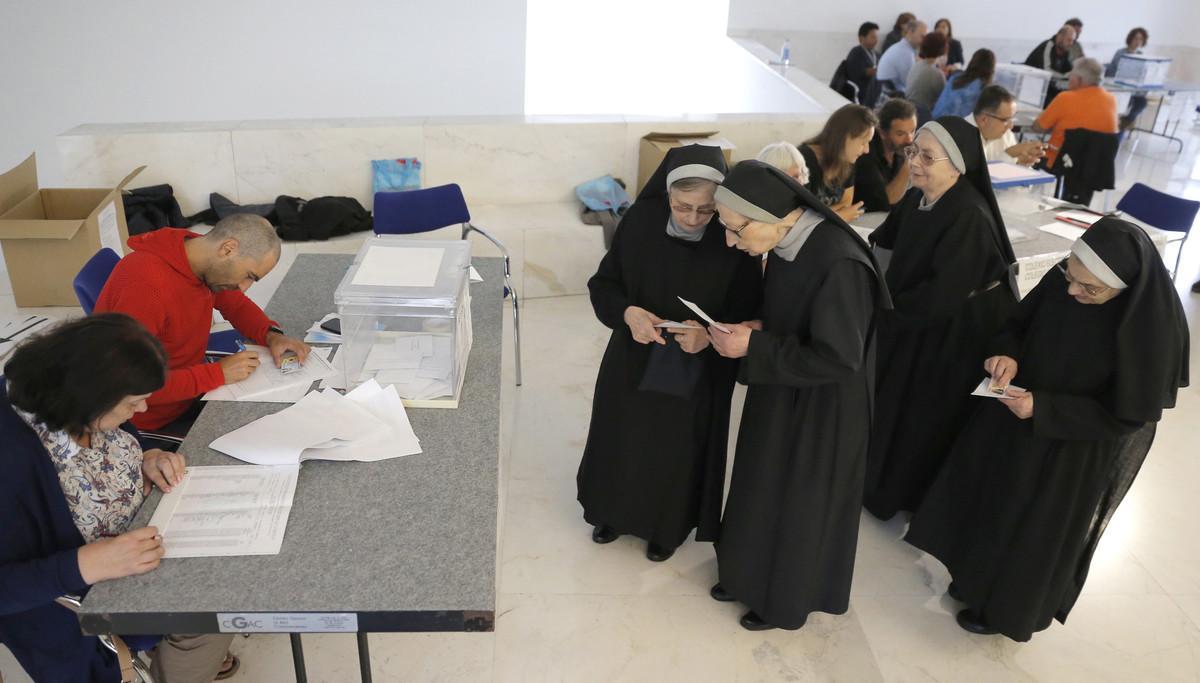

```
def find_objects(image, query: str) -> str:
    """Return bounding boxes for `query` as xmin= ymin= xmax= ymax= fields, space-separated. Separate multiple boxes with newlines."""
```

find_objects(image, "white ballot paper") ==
xmin=352 ymin=246 xmax=444 ymax=288
xmin=148 ymin=465 xmax=299 ymax=558
xmin=1038 ymin=222 xmax=1087 ymax=243
xmin=654 ymin=321 xmax=703 ymax=329
xmin=677 ymin=297 xmax=731 ymax=333
xmin=970 ymin=377 xmax=1025 ymax=400
xmin=203 ymin=347 xmax=334 ymax=403
xmin=210 ymin=380 xmax=420 ymax=465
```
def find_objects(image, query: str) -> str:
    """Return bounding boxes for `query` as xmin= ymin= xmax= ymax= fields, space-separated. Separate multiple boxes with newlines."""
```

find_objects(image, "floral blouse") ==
xmin=16 ymin=409 xmax=145 ymax=543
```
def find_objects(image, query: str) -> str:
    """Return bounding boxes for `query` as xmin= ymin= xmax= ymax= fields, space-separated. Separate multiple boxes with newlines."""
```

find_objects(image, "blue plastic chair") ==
xmin=1116 ymin=183 xmax=1200 ymax=280
xmin=374 ymin=184 xmax=523 ymax=386
xmin=73 ymin=248 xmax=245 ymax=351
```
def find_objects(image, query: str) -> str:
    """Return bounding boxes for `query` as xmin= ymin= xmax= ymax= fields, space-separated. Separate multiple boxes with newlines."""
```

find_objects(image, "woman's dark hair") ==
xmin=804 ymin=104 xmax=878 ymax=187
xmin=1126 ymin=27 xmax=1148 ymax=47
xmin=935 ymin=18 xmax=953 ymax=40
xmin=5 ymin=313 xmax=167 ymax=436
xmin=858 ymin=21 xmax=879 ymax=39
xmin=953 ymin=48 xmax=996 ymax=90
xmin=893 ymin=12 xmax=915 ymax=32
xmin=919 ymin=32 xmax=948 ymax=59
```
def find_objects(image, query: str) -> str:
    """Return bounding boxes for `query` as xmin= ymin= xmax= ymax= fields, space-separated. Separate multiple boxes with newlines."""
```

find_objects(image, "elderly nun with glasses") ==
xmin=577 ymin=145 xmax=762 ymax=563
xmin=704 ymin=161 xmax=891 ymax=631
xmin=863 ymin=116 xmax=1020 ymax=522
xmin=906 ymin=218 xmax=1189 ymax=640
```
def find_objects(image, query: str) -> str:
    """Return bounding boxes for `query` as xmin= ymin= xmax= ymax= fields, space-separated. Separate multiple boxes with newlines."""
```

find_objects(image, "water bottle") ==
xmin=780 ymin=39 xmax=791 ymax=65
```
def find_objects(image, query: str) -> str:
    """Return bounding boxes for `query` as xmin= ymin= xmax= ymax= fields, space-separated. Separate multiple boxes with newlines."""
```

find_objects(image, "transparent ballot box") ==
xmin=1114 ymin=54 xmax=1172 ymax=88
xmin=334 ymin=236 xmax=473 ymax=407
xmin=994 ymin=64 xmax=1052 ymax=108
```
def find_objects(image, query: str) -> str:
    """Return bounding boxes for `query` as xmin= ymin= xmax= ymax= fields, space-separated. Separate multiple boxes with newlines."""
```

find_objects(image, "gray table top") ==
xmin=80 ymin=254 xmax=504 ymax=634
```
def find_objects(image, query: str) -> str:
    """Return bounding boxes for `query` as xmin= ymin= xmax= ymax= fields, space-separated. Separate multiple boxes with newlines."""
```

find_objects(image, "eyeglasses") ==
xmin=1057 ymin=261 xmax=1110 ymax=297
xmin=982 ymin=112 xmax=1015 ymax=126
xmin=717 ymin=215 xmax=751 ymax=238
xmin=902 ymin=145 xmax=950 ymax=165
xmin=669 ymin=203 xmax=716 ymax=218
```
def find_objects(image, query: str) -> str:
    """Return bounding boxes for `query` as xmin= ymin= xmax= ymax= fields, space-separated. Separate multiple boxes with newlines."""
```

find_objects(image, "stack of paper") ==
xmin=303 ymin=313 xmax=342 ymax=344
xmin=203 ymin=345 xmax=335 ymax=403
xmin=358 ymin=333 xmax=456 ymax=400
xmin=210 ymin=380 xmax=422 ymax=465
xmin=148 ymin=465 xmax=300 ymax=558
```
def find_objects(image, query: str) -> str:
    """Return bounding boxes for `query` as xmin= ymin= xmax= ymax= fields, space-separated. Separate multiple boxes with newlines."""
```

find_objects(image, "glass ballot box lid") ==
xmin=334 ymin=236 xmax=473 ymax=407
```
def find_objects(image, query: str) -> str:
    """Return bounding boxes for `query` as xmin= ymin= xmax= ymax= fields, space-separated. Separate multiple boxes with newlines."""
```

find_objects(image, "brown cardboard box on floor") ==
xmin=636 ymin=132 xmax=736 ymax=196
xmin=0 ymin=154 xmax=143 ymax=307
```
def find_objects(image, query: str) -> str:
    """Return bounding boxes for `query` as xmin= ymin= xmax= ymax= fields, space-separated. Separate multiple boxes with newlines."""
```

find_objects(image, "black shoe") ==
xmin=956 ymin=608 xmax=998 ymax=635
xmin=1191 ymin=280 xmax=1200 ymax=294
xmin=646 ymin=543 xmax=675 ymax=562
xmin=947 ymin=581 xmax=964 ymax=602
xmin=739 ymin=610 xmax=775 ymax=631
xmin=709 ymin=583 xmax=735 ymax=602
xmin=591 ymin=525 xmax=619 ymax=544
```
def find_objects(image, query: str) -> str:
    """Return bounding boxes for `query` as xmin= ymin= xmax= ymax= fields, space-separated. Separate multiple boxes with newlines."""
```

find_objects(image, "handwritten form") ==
xmin=148 ymin=465 xmax=299 ymax=558
xmin=203 ymin=346 xmax=334 ymax=403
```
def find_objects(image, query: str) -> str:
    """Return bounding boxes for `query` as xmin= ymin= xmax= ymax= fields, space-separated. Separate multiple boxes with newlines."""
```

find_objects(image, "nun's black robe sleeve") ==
xmin=588 ymin=218 xmax=632 ymax=330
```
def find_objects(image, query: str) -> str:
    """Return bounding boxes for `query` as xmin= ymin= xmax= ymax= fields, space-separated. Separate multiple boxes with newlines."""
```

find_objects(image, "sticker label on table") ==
xmin=217 ymin=612 xmax=359 ymax=633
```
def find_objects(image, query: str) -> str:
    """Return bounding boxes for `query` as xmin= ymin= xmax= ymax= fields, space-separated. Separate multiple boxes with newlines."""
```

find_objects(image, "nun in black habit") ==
xmin=577 ymin=145 xmax=762 ymax=561
xmin=863 ymin=116 xmax=1019 ymax=520
xmin=906 ymin=218 xmax=1189 ymax=641
xmin=706 ymin=161 xmax=892 ymax=631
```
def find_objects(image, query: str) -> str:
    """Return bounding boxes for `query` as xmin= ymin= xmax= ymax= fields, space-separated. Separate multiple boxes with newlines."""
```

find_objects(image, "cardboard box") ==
xmin=0 ymin=154 xmax=143 ymax=306
xmin=636 ymin=132 xmax=736 ymax=196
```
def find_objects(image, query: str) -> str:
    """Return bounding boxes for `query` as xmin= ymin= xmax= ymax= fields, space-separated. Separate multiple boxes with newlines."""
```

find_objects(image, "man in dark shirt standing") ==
xmin=1025 ymin=24 xmax=1080 ymax=106
xmin=845 ymin=22 xmax=880 ymax=105
xmin=853 ymin=98 xmax=916 ymax=213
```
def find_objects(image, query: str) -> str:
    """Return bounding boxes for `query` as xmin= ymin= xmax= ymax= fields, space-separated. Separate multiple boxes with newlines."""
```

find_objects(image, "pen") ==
xmin=235 ymin=339 xmax=247 ymax=353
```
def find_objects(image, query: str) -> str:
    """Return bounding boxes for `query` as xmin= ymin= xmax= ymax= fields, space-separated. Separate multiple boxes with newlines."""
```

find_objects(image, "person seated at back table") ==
xmin=880 ymin=11 xmax=916 ymax=55
xmin=906 ymin=31 xmax=949 ymax=112
xmin=0 ymin=314 xmax=238 ymax=682
xmin=854 ymin=98 xmax=916 ymax=212
xmin=933 ymin=18 xmax=965 ymax=70
xmin=95 ymin=213 xmax=310 ymax=433
xmin=968 ymin=85 xmax=1045 ymax=166
xmin=932 ymin=48 xmax=995 ymax=119
xmin=797 ymin=104 xmax=878 ymax=223
xmin=877 ymin=19 xmax=927 ymax=95
xmin=1106 ymin=27 xmax=1150 ymax=131
xmin=1032 ymin=56 xmax=1118 ymax=202
xmin=756 ymin=141 xmax=810 ymax=184
xmin=1025 ymin=24 xmax=1080 ymax=107
xmin=845 ymin=22 xmax=881 ymax=104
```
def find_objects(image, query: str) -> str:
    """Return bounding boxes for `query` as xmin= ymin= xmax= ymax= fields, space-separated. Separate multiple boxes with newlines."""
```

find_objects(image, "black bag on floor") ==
xmin=123 ymin=184 xmax=190 ymax=235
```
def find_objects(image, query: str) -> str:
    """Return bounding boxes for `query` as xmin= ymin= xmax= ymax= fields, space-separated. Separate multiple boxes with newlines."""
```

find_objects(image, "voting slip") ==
xmin=210 ymin=380 xmax=421 ymax=466
xmin=970 ymin=376 xmax=1025 ymax=400
xmin=654 ymin=321 xmax=702 ymax=329
xmin=148 ymin=465 xmax=299 ymax=558
xmin=677 ymin=297 xmax=731 ymax=333
xmin=202 ymin=345 xmax=334 ymax=403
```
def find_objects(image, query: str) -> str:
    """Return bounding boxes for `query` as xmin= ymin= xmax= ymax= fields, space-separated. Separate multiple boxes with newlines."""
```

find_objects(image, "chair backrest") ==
xmin=1116 ymin=182 xmax=1200 ymax=235
xmin=373 ymin=184 xmax=471 ymax=235
xmin=73 ymin=248 xmax=121 ymax=314
xmin=1051 ymin=128 xmax=1119 ymax=190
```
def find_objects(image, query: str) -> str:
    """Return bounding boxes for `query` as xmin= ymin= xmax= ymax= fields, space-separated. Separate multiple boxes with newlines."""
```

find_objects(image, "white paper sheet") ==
xmin=0 ymin=315 xmax=53 ymax=361
xmin=654 ymin=321 xmax=702 ymax=329
xmin=1038 ymin=222 xmax=1087 ymax=243
xmin=352 ymin=246 xmax=444 ymax=288
xmin=677 ymin=297 xmax=731 ymax=333
xmin=469 ymin=266 xmax=483 ymax=283
xmin=988 ymin=162 xmax=1045 ymax=182
xmin=96 ymin=201 xmax=124 ymax=255
xmin=970 ymin=376 xmax=1025 ymax=400
xmin=1055 ymin=209 xmax=1103 ymax=226
xmin=148 ymin=465 xmax=299 ymax=558
xmin=203 ymin=347 xmax=334 ymax=403
xmin=1007 ymin=228 xmax=1031 ymax=243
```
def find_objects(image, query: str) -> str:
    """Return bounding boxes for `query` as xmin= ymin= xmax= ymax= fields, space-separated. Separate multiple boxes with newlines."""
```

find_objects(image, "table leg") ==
xmin=290 ymin=633 xmax=308 ymax=683
xmin=357 ymin=632 xmax=372 ymax=682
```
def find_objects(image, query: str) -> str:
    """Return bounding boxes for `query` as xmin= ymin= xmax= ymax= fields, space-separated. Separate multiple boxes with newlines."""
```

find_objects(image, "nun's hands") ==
xmin=708 ymin=323 xmax=752 ymax=359
xmin=741 ymin=320 xmax=764 ymax=331
xmin=672 ymin=320 xmax=710 ymax=354
xmin=1002 ymin=388 xmax=1034 ymax=419
xmin=984 ymin=355 xmax=1019 ymax=389
xmin=624 ymin=306 xmax=666 ymax=345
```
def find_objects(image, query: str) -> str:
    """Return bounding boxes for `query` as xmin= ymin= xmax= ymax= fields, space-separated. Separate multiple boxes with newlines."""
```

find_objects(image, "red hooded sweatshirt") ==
xmin=94 ymin=228 xmax=277 ymax=429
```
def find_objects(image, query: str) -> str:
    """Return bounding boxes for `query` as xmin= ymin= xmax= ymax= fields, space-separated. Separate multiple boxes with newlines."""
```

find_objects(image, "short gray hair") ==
xmin=756 ymin=142 xmax=810 ymax=185
xmin=206 ymin=213 xmax=281 ymax=260
xmin=1071 ymin=57 xmax=1103 ymax=86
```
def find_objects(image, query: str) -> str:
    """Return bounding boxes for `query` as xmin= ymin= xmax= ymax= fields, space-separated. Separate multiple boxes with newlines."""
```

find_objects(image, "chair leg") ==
xmin=1172 ymin=241 xmax=1184 ymax=282
xmin=509 ymin=283 xmax=522 ymax=387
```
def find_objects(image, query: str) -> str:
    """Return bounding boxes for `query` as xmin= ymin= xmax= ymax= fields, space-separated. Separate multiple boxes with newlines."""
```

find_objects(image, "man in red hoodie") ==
xmin=95 ymin=214 xmax=310 ymax=430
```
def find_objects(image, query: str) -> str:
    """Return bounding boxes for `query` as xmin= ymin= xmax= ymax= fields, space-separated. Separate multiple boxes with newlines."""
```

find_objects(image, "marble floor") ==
xmin=3 ymin=126 xmax=1200 ymax=682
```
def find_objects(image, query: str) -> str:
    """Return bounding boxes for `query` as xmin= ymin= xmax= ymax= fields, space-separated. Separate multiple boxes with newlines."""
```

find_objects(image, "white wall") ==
xmin=0 ymin=0 xmax=527 ymax=185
